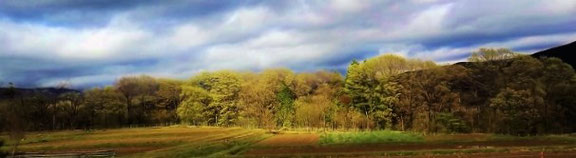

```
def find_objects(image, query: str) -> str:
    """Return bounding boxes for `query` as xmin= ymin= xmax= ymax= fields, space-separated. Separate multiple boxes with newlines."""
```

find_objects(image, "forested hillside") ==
xmin=532 ymin=41 xmax=576 ymax=68
xmin=1 ymin=47 xmax=575 ymax=136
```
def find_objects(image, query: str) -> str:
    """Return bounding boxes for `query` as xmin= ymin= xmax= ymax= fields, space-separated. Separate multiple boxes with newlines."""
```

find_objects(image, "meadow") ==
xmin=1 ymin=126 xmax=269 ymax=157
xmin=2 ymin=126 xmax=576 ymax=157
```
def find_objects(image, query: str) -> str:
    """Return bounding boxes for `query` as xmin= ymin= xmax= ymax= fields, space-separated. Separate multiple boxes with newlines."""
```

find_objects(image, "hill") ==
xmin=531 ymin=41 xmax=576 ymax=68
xmin=0 ymin=87 xmax=79 ymax=99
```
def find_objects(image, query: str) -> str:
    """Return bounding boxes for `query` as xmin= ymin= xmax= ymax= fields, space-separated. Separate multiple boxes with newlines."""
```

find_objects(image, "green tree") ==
xmin=276 ymin=83 xmax=296 ymax=127
xmin=345 ymin=55 xmax=435 ymax=129
xmin=188 ymin=71 xmax=242 ymax=126
xmin=178 ymin=86 xmax=211 ymax=125
xmin=539 ymin=57 xmax=576 ymax=133
xmin=466 ymin=48 xmax=522 ymax=132
xmin=490 ymin=88 xmax=543 ymax=135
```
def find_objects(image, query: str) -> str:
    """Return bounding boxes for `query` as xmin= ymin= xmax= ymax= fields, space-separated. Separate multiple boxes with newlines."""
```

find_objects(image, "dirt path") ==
xmin=394 ymin=152 xmax=576 ymax=158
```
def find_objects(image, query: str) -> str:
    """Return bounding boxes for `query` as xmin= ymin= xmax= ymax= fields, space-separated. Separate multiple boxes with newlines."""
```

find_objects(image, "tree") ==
xmin=345 ymin=55 xmax=436 ymax=129
xmin=178 ymin=86 xmax=211 ymax=125
xmin=115 ymin=75 xmax=159 ymax=125
xmin=2 ymin=83 xmax=27 ymax=156
xmin=0 ymin=139 xmax=8 ymax=157
xmin=54 ymin=92 xmax=84 ymax=129
xmin=83 ymin=87 xmax=125 ymax=128
xmin=188 ymin=71 xmax=242 ymax=126
xmin=465 ymin=48 xmax=522 ymax=132
xmin=539 ymin=57 xmax=576 ymax=133
xmin=294 ymin=70 xmax=343 ymax=97
xmin=490 ymin=88 xmax=543 ymax=135
xmin=260 ymin=69 xmax=296 ymax=128
xmin=468 ymin=48 xmax=520 ymax=62
xmin=154 ymin=79 xmax=183 ymax=125
xmin=238 ymin=73 xmax=276 ymax=129
xmin=276 ymin=83 xmax=296 ymax=127
xmin=294 ymin=84 xmax=337 ymax=129
xmin=394 ymin=65 xmax=469 ymax=133
xmin=156 ymin=79 xmax=184 ymax=110
xmin=116 ymin=76 xmax=140 ymax=124
xmin=344 ymin=59 xmax=373 ymax=128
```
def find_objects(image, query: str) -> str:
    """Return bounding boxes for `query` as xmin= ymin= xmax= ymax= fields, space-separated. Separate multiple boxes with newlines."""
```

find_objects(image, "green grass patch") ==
xmin=320 ymin=130 xmax=423 ymax=145
xmin=488 ymin=134 xmax=576 ymax=142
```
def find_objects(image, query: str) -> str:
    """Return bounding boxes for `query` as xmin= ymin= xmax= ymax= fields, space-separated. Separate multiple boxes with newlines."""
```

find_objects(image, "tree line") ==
xmin=1 ymin=48 xmax=575 ymax=135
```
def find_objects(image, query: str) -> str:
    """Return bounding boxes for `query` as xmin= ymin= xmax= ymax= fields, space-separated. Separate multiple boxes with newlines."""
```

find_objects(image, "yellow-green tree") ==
xmin=188 ymin=71 xmax=242 ymax=126
xmin=345 ymin=55 xmax=429 ymax=129
xmin=177 ymin=85 xmax=211 ymax=125
xmin=238 ymin=72 xmax=276 ymax=129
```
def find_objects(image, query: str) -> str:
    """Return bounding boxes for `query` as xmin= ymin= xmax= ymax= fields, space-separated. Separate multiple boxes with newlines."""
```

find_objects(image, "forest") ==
xmin=1 ymin=48 xmax=575 ymax=136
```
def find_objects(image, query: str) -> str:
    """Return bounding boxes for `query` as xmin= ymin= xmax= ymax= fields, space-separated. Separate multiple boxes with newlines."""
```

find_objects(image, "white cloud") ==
xmin=541 ymin=0 xmax=576 ymax=14
xmin=328 ymin=0 xmax=370 ymax=12
xmin=2 ymin=0 xmax=576 ymax=87
xmin=0 ymin=16 xmax=150 ymax=61
xmin=202 ymin=30 xmax=337 ymax=70
xmin=379 ymin=32 xmax=576 ymax=63
xmin=387 ymin=3 xmax=453 ymax=39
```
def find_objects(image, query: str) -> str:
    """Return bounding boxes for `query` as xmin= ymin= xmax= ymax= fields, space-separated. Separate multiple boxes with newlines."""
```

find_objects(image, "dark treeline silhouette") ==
xmin=1 ymin=46 xmax=575 ymax=136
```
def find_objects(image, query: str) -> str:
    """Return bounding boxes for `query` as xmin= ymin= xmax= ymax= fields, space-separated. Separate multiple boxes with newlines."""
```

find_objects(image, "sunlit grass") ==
xmin=320 ymin=130 xmax=424 ymax=145
xmin=1 ymin=126 xmax=269 ymax=157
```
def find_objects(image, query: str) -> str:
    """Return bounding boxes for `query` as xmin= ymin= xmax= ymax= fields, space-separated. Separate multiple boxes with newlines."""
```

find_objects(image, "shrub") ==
xmin=0 ymin=139 xmax=7 ymax=158
xmin=435 ymin=112 xmax=470 ymax=133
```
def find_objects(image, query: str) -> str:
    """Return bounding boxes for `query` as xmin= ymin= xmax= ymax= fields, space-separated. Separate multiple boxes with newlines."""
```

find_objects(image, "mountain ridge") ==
xmin=531 ymin=41 xmax=576 ymax=68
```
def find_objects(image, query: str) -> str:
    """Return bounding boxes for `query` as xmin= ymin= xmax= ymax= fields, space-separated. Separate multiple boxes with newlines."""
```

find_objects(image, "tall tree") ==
xmin=238 ymin=73 xmax=276 ymax=129
xmin=115 ymin=75 xmax=159 ymax=125
xmin=178 ymin=86 xmax=211 ymax=125
xmin=490 ymin=88 xmax=543 ymax=135
xmin=189 ymin=71 xmax=242 ymax=126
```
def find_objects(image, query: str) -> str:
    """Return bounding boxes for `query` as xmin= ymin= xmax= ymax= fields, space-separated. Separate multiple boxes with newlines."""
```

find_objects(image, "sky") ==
xmin=1 ymin=0 xmax=576 ymax=88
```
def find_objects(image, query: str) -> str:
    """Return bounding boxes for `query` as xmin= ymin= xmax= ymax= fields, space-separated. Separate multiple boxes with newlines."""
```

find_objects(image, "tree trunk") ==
xmin=400 ymin=115 xmax=405 ymax=131
xmin=11 ymin=139 xmax=20 ymax=157
xmin=126 ymin=96 xmax=132 ymax=125
xmin=365 ymin=111 xmax=369 ymax=130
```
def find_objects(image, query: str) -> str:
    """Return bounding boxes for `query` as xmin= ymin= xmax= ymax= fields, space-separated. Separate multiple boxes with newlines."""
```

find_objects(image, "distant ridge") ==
xmin=531 ymin=41 xmax=576 ymax=68
xmin=0 ymin=87 xmax=79 ymax=99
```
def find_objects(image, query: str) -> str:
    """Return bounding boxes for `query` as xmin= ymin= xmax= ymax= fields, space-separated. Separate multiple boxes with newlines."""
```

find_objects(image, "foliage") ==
xmin=1 ymin=47 xmax=575 ymax=135
xmin=0 ymin=139 xmax=7 ymax=157
xmin=177 ymin=86 xmax=211 ymax=125
xmin=490 ymin=88 xmax=542 ymax=135
xmin=275 ymin=83 xmax=295 ymax=127
xmin=468 ymin=48 xmax=520 ymax=62
xmin=434 ymin=112 xmax=470 ymax=133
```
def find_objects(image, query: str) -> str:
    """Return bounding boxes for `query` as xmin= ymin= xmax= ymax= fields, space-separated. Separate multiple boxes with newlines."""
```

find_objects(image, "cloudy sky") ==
xmin=1 ymin=0 xmax=575 ymax=88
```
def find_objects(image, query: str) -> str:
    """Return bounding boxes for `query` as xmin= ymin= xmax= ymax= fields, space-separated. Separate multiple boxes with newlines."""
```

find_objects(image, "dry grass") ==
xmin=4 ymin=126 xmax=268 ymax=157
xmin=255 ymin=133 xmax=319 ymax=147
xmin=7 ymin=128 xmax=576 ymax=157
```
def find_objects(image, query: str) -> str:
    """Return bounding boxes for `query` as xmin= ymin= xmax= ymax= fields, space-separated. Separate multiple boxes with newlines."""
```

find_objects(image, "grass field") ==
xmin=2 ymin=127 xmax=576 ymax=157
xmin=320 ymin=130 xmax=424 ymax=145
xmin=1 ymin=126 xmax=270 ymax=157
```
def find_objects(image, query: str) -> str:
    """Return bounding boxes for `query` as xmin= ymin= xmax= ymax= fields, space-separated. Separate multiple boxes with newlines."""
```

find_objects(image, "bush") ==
xmin=435 ymin=113 xmax=470 ymax=133
xmin=0 ymin=139 xmax=7 ymax=158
